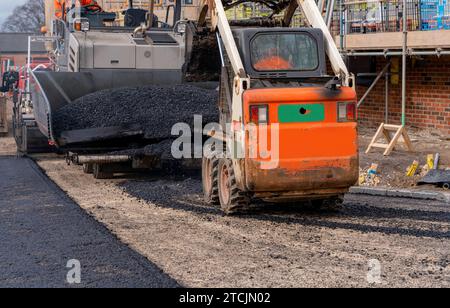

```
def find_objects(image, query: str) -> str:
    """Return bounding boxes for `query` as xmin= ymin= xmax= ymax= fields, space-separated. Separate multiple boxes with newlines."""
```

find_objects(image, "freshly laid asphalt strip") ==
xmin=0 ymin=157 xmax=180 ymax=288
xmin=52 ymin=84 xmax=219 ymax=140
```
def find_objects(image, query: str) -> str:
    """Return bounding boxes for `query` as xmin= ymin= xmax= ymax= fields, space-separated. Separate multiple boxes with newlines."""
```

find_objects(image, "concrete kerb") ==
xmin=349 ymin=186 xmax=450 ymax=203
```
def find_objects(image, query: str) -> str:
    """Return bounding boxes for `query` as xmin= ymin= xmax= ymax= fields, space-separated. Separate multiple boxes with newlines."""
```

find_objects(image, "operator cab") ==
xmin=66 ymin=7 xmax=161 ymax=31
xmin=231 ymin=28 xmax=332 ymax=87
xmin=67 ymin=6 xmax=117 ymax=29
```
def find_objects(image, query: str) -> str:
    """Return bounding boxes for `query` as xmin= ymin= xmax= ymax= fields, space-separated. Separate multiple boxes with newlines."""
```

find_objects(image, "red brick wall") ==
xmin=0 ymin=54 xmax=47 ymax=74
xmin=0 ymin=54 xmax=27 ymax=73
xmin=355 ymin=56 xmax=450 ymax=137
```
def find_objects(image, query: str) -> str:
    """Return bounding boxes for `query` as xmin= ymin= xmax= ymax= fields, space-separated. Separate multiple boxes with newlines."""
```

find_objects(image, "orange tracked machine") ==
xmin=201 ymin=0 xmax=358 ymax=213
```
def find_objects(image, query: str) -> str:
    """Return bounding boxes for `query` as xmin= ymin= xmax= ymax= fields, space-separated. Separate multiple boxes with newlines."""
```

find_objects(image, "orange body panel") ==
xmin=242 ymin=86 xmax=359 ymax=193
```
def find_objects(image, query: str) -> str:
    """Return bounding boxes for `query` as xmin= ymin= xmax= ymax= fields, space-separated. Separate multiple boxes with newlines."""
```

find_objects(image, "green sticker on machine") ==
xmin=278 ymin=104 xmax=325 ymax=123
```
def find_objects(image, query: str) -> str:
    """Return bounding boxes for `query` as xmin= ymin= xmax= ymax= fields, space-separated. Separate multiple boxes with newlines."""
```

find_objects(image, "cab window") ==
xmin=251 ymin=33 xmax=319 ymax=72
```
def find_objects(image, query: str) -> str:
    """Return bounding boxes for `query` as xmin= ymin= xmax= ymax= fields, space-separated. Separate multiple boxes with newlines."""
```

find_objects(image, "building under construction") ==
xmin=235 ymin=0 xmax=450 ymax=136
xmin=331 ymin=0 xmax=450 ymax=136
xmin=153 ymin=0 xmax=449 ymax=136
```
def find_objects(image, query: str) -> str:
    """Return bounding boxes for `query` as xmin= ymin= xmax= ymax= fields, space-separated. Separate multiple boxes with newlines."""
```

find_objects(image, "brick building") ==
xmin=333 ymin=0 xmax=450 ymax=137
xmin=355 ymin=56 xmax=450 ymax=136
xmin=0 ymin=33 xmax=47 ymax=75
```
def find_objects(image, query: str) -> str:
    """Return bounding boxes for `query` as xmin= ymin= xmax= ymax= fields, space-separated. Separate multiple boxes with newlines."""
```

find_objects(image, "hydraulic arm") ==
xmin=198 ymin=0 xmax=351 ymax=85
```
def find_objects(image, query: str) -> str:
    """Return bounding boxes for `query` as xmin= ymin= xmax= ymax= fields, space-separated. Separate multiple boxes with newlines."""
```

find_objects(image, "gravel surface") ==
xmin=53 ymin=85 xmax=219 ymax=140
xmin=36 ymin=156 xmax=450 ymax=288
xmin=0 ymin=157 xmax=179 ymax=288
xmin=0 ymin=137 xmax=15 ymax=156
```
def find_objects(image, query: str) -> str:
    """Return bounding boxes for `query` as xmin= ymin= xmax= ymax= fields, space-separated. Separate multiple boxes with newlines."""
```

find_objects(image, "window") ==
xmin=251 ymin=33 xmax=319 ymax=72
xmin=184 ymin=0 xmax=193 ymax=5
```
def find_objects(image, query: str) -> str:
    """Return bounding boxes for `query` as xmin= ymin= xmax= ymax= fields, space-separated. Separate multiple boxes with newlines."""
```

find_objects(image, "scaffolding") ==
xmin=331 ymin=0 xmax=450 ymax=137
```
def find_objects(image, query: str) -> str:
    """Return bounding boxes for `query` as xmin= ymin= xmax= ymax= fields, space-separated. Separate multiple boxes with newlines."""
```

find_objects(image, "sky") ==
xmin=0 ymin=0 xmax=27 ymax=27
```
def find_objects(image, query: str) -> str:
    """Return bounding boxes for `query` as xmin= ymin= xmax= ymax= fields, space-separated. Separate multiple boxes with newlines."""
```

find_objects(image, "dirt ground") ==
xmin=0 ymin=137 xmax=16 ymax=156
xmin=0 ymin=98 xmax=16 ymax=156
xmin=359 ymin=127 xmax=450 ymax=190
xmin=35 ymin=155 xmax=449 ymax=288
xmin=1 ymin=120 xmax=449 ymax=287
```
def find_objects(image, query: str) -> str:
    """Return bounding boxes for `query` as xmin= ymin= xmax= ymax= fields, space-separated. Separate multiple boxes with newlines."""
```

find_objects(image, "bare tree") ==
xmin=1 ymin=0 xmax=45 ymax=33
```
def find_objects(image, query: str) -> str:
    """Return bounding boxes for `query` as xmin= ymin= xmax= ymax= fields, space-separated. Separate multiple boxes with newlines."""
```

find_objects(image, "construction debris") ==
xmin=420 ymin=163 xmax=430 ymax=177
xmin=367 ymin=163 xmax=378 ymax=178
xmin=418 ymin=169 xmax=450 ymax=190
xmin=427 ymin=154 xmax=435 ymax=170
xmin=360 ymin=163 xmax=381 ymax=186
xmin=406 ymin=160 xmax=420 ymax=177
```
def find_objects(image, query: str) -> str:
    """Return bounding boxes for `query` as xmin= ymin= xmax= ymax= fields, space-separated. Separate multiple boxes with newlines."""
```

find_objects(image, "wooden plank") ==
xmin=336 ymin=32 xmax=403 ymax=50
xmin=382 ymin=130 xmax=392 ymax=144
xmin=383 ymin=124 xmax=402 ymax=131
xmin=372 ymin=143 xmax=389 ymax=149
xmin=384 ymin=126 xmax=404 ymax=156
xmin=402 ymin=129 xmax=415 ymax=152
xmin=336 ymin=30 xmax=450 ymax=51
xmin=365 ymin=123 xmax=385 ymax=154
xmin=409 ymin=31 xmax=450 ymax=49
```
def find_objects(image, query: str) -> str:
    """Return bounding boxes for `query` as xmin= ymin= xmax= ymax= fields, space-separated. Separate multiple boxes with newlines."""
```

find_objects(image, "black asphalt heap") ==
xmin=53 ymin=84 xmax=219 ymax=140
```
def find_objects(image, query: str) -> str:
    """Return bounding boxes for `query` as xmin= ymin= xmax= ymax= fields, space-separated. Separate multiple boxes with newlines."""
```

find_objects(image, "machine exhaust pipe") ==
xmin=133 ymin=0 xmax=155 ymax=37
xmin=73 ymin=154 xmax=131 ymax=165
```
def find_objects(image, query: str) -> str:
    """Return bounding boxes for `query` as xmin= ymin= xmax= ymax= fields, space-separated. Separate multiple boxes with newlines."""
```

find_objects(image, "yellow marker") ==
xmin=406 ymin=160 xmax=419 ymax=177
xmin=427 ymin=154 xmax=434 ymax=170
xmin=359 ymin=174 xmax=366 ymax=185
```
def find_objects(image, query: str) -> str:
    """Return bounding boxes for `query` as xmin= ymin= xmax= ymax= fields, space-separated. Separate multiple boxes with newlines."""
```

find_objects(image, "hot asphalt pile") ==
xmin=53 ymin=84 xmax=219 ymax=140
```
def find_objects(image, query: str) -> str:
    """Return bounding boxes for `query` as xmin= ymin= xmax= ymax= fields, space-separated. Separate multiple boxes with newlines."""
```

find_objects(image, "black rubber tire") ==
xmin=217 ymin=158 xmax=250 ymax=215
xmin=202 ymin=151 xmax=220 ymax=205
xmin=83 ymin=163 xmax=94 ymax=174
xmin=93 ymin=164 xmax=114 ymax=180
xmin=312 ymin=195 xmax=344 ymax=212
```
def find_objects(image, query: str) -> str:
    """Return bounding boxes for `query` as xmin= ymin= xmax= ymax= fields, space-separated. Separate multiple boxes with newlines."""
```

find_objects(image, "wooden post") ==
xmin=402 ymin=0 xmax=407 ymax=126
xmin=0 ymin=96 xmax=8 ymax=134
